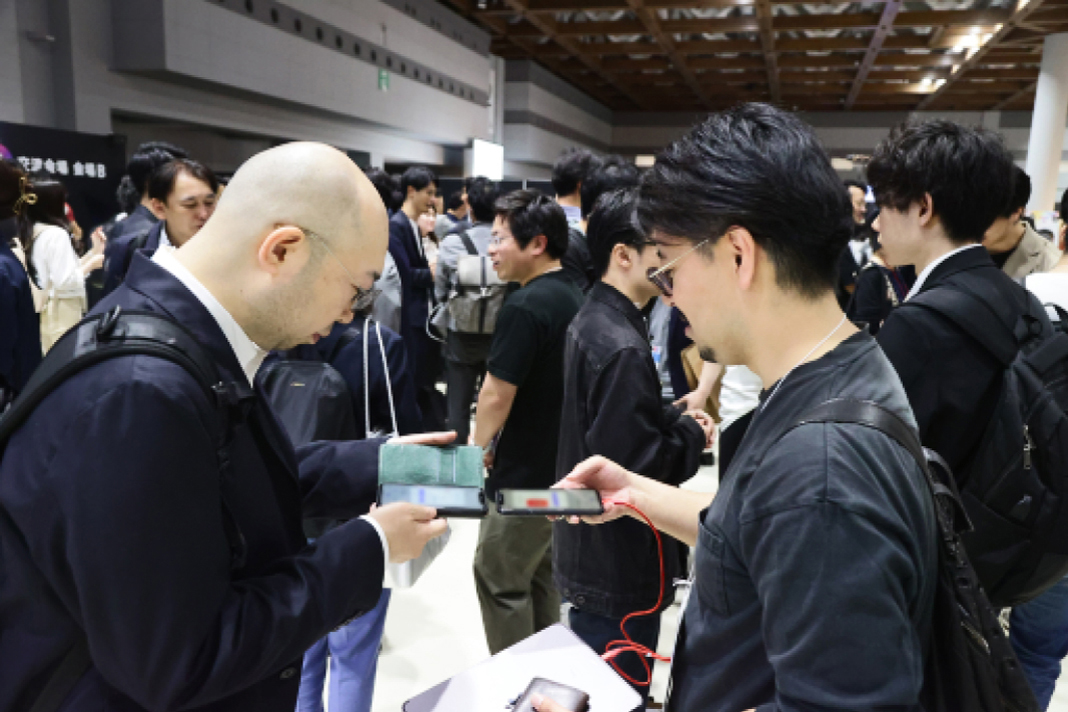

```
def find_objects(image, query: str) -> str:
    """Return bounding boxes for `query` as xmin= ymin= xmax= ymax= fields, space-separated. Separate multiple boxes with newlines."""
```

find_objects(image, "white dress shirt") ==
xmin=151 ymin=248 xmax=391 ymax=563
xmin=905 ymin=243 xmax=985 ymax=302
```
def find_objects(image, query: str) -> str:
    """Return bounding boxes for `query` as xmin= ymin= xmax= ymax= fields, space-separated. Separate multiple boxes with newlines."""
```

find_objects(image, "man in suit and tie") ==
xmin=389 ymin=165 xmax=445 ymax=430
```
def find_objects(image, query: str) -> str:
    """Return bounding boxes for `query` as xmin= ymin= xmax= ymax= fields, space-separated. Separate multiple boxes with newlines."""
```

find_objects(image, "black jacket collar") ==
xmin=918 ymin=245 xmax=996 ymax=295
xmin=121 ymin=252 xmax=247 ymax=386
xmin=588 ymin=281 xmax=649 ymax=340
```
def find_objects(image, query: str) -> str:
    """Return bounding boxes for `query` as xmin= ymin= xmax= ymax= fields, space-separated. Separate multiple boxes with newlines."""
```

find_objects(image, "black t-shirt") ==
xmin=486 ymin=270 xmax=584 ymax=492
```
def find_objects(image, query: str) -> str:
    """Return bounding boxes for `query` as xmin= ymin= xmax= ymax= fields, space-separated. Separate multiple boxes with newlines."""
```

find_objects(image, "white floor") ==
xmin=367 ymin=462 xmax=1068 ymax=712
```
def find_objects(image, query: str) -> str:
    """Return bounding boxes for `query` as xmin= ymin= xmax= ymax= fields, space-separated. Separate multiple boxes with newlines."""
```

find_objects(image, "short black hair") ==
xmin=587 ymin=188 xmax=648 ymax=277
xmin=147 ymin=159 xmax=219 ymax=203
xmin=494 ymin=189 xmax=569 ymax=260
xmin=1061 ymin=187 xmax=1068 ymax=220
xmin=638 ymin=103 xmax=853 ymax=300
xmin=446 ymin=191 xmax=465 ymax=212
xmin=400 ymin=166 xmax=437 ymax=196
xmin=551 ymin=148 xmax=600 ymax=198
xmin=467 ymin=177 xmax=499 ymax=224
xmin=127 ymin=141 xmax=188 ymax=197
xmin=844 ymin=179 xmax=867 ymax=193
xmin=867 ymin=119 xmax=1015 ymax=244
xmin=364 ymin=167 xmax=400 ymax=212
xmin=581 ymin=156 xmax=640 ymax=219
xmin=1000 ymin=165 xmax=1031 ymax=218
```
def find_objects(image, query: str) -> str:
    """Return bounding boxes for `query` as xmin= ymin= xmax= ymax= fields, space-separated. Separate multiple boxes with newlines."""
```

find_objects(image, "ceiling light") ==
xmin=635 ymin=155 xmax=656 ymax=167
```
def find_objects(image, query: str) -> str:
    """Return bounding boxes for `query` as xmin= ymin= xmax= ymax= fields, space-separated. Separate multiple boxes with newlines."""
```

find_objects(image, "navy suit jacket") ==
xmin=0 ymin=254 xmax=385 ymax=712
xmin=282 ymin=319 xmax=423 ymax=437
xmin=387 ymin=211 xmax=434 ymax=381
xmin=0 ymin=240 xmax=41 ymax=395
xmin=101 ymin=207 xmax=162 ymax=297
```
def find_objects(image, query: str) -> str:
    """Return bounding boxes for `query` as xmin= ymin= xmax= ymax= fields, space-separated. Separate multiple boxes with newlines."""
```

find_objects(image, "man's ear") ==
xmin=728 ymin=228 xmax=759 ymax=291
xmin=529 ymin=234 xmax=549 ymax=257
xmin=1012 ymin=206 xmax=1026 ymax=224
xmin=613 ymin=242 xmax=632 ymax=267
xmin=257 ymin=226 xmax=309 ymax=276
xmin=149 ymin=198 xmax=166 ymax=220
xmin=917 ymin=193 xmax=935 ymax=227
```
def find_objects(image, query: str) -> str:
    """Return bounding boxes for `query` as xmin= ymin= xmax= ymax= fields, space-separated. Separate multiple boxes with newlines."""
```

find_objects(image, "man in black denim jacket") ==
xmin=554 ymin=188 xmax=711 ymax=695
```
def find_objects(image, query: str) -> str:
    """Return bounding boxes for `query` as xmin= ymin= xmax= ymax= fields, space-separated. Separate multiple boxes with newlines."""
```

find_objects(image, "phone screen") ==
xmin=378 ymin=484 xmax=483 ymax=510
xmin=498 ymin=488 xmax=603 ymax=514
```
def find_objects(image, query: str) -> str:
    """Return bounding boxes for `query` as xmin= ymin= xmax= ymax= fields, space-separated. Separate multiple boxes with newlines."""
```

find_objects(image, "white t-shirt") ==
xmin=30 ymin=224 xmax=85 ymax=300
xmin=1025 ymin=272 xmax=1068 ymax=312
xmin=719 ymin=365 xmax=763 ymax=429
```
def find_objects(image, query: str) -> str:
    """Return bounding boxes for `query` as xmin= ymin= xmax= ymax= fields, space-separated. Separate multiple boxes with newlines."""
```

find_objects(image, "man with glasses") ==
xmin=534 ymin=105 xmax=937 ymax=712
xmin=553 ymin=188 xmax=711 ymax=699
xmin=0 ymin=143 xmax=453 ymax=712
xmin=471 ymin=190 xmax=584 ymax=654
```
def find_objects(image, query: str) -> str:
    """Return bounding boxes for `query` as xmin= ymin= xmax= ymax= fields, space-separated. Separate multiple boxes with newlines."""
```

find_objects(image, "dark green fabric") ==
xmin=377 ymin=444 xmax=484 ymax=487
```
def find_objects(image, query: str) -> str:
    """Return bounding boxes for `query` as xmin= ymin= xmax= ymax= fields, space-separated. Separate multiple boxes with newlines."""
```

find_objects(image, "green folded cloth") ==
xmin=378 ymin=444 xmax=484 ymax=487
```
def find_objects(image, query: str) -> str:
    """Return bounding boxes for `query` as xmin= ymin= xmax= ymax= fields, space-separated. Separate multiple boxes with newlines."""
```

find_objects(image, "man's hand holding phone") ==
xmin=552 ymin=456 xmax=640 ymax=525
xmin=367 ymin=502 xmax=448 ymax=563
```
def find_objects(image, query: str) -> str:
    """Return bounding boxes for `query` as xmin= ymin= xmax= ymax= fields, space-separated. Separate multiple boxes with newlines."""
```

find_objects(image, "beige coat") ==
xmin=1002 ymin=223 xmax=1062 ymax=280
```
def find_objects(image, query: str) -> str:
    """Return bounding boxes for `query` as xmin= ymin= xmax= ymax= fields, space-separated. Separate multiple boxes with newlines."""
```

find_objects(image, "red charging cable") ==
xmin=597 ymin=499 xmax=672 ymax=687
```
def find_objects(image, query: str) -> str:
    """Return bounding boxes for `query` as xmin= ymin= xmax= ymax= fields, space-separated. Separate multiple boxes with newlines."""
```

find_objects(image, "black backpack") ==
xmin=910 ymin=284 xmax=1068 ymax=607
xmin=0 ymin=306 xmax=252 ymax=712
xmin=257 ymin=333 xmax=360 ymax=448
xmin=790 ymin=399 xmax=1038 ymax=712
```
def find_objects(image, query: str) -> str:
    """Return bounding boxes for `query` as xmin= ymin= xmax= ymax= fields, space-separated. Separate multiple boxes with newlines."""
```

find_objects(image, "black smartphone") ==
xmin=377 ymin=484 xmax=488 ymax=518
xmin=496 ymin=489 xmax=604 ymax=516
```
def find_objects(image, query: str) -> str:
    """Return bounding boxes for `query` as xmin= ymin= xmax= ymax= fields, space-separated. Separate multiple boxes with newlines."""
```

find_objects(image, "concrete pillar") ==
xmin=1025 ymin=33 xmax=1068 ymax=213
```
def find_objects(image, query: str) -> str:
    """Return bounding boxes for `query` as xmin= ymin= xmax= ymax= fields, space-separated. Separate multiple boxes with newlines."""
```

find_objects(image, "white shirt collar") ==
xmin=159 ymin=224 xmax=172 ymax=250
xmin=905 ymin=243 xmax=984 ymax=302
xmin=152 ymin=246 xmax=268 ymax=384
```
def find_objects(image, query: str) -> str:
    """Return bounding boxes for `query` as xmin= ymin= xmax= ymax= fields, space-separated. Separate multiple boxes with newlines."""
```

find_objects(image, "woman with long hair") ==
xmin=16 ymin=174 xmax=104 ymax=351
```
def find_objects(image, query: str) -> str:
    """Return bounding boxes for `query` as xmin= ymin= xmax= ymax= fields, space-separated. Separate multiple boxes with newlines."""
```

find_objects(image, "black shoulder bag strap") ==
xmin=0 ymin=306 xmax=253 ymax=712
xmin=458 ymin=230 xmax=478 ymax=257
xmin=787 ymin=398 xmax=970 ymax=533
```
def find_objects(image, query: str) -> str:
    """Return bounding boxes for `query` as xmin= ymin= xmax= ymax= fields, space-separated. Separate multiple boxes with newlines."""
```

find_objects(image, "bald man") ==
xmin=0 ymin=143 xmax=451 ymax=712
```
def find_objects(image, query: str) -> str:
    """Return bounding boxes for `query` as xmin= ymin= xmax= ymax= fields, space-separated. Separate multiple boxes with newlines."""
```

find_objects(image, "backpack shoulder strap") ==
xmin=908 ymin=286 xmax=1020 ymax=367
xmin=458 ymin=230 xmax=478 ymax=256
xmin=0 ymin=306 xmax=225 ymax=447
xmin=789 ymin=398 xmax=970 ymax=535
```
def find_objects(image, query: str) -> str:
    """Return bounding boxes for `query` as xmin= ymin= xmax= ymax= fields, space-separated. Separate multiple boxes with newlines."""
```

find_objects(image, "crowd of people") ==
xmin=1 ymin=104 xmax=1068 ymax=712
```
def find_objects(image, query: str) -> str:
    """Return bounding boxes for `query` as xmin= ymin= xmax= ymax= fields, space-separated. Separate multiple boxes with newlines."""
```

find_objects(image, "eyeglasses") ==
xmin=489 ymin=235 xmax=509 ymax=247
xmin=302 ymin=229 xmax=381 ymax=311
xmin=646 ymin=237 xmax=712 ymax=298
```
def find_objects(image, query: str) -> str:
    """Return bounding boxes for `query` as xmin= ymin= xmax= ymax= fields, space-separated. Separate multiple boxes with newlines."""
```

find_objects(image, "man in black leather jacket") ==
xmin=554 ymin=188 xmax=711 ymax=694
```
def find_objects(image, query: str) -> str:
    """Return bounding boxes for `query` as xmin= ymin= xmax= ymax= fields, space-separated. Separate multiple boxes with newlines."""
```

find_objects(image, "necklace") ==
xmin=760 ymin=313 xmax=850 ymax=412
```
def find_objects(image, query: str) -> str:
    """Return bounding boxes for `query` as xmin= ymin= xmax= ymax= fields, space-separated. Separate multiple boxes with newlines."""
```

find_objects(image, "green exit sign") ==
xmin=378 ymin=69 xmax=390 ymax=92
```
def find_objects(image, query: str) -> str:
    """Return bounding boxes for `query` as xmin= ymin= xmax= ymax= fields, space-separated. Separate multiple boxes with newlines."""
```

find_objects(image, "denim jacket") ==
xmin=553 ymin=282 xmax=705 ymax=618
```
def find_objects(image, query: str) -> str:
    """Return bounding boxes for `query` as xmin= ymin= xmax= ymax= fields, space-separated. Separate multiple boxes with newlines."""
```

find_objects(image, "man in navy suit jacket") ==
xmin=0 ymin=143 xmax=451 ymax=712
xmin=389 ymin=166 xmax=445 ymax=429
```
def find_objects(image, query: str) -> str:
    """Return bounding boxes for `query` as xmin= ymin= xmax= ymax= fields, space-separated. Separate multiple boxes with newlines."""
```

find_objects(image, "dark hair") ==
xmin=581 ymin=156 xmax=640 ymax=219
xmin=638 ymin=103 xmax=853 ymax=299
xmin=147 ymin=159 xmax=219 ymax=203
xmin=1000 ymin=165 xmax=1031 ymax=218
xmin=400 ymin=166 xmax=437 ymax=197
xmin=126 ymin=141 xmax=187 ymax=197
xmin=446 ymin=190 xmax=465 ymax=212
xmin=551 ymin=148 xmax=600 ymax=198
xmin=364 ymin=167 xmax=401 ymax=212
xmin=17 ymin=174 xmax=70 ymax=281
xmin=494 ymin=189 xmax=569 ymax=259
xmin=1061 ymin=187 xmax=1068 ymax=220
xmin=844 ymin=179 xmax=867 ymax=193
xmin=587 ymin=188 xmax=648 ymax=277
xmin=467 ymin=177 xmax=499 ymax=224
xmin=0 ymin=158 xmax=26 ymax=221
xmin=115 ymin=175 xmax=140 ymax=214
xmin=867 ymin=119 xmax=1015 ymax=244
xmin=463 ymin=176 xmax=474 ymax=192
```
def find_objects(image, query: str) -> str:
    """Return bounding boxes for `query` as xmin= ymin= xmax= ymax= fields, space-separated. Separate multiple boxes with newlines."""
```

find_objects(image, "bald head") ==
xmin=208 ymin=142 xmax=386 ymax=250
xmin=177 ymin=142 xmax=390 ymax=351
